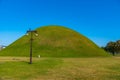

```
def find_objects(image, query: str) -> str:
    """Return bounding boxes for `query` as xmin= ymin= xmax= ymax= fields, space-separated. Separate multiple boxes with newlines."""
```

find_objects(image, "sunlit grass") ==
xmin=0 ymin=26 xmax=109 ymax=57
xmin=0 ymin=57 xmax=62 ymax=80
xmin=0 ymin=57 xmax=120 ymax=80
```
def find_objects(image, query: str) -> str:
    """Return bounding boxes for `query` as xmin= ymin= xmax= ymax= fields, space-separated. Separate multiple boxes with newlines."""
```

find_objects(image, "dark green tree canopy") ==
xmin=104 ymin=40 xmax=120 ymax=55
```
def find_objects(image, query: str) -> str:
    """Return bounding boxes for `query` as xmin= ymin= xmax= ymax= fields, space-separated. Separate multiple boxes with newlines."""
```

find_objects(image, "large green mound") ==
xmin=0 ymin=25 xmax=109 ymax=57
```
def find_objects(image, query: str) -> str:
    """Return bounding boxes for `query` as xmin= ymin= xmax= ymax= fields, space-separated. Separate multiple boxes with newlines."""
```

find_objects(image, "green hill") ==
xmin=0 ymin=25 xmax=109 ymax=57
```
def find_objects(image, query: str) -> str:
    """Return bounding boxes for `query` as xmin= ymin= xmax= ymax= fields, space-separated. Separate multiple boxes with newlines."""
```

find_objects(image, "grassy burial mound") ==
xmin=0 ymin=25 xmax=109 ymax=57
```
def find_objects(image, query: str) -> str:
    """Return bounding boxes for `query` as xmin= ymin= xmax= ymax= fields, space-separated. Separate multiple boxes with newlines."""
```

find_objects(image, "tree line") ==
xmin=102 ymin=40 xmax=120 ymax=56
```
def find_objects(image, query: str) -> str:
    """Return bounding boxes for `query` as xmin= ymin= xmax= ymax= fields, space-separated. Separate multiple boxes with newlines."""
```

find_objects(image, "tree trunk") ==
xmin=112 ymin=51 xmax=115 ymax=56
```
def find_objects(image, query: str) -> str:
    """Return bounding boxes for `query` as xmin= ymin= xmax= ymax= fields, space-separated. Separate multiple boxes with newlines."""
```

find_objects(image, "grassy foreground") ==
xmin=0 ymin=57 xmax=120 ymax=80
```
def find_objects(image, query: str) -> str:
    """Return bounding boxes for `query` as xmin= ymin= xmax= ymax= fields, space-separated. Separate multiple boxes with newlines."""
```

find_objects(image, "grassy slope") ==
xmin=0 ymin=57 xmax=120 ymax=80
xmin=0 ymin=25 xmax=109 ymax=57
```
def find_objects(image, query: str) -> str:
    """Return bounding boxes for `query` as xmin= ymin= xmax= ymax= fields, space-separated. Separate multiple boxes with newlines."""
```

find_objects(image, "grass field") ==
xmin=0 ymin=57 xmax=120 ymax=80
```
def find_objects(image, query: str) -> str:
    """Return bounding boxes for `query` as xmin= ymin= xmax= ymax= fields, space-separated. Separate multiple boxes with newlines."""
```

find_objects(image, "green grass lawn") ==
xmin=0 ymin=57 xmax=120 ymax=80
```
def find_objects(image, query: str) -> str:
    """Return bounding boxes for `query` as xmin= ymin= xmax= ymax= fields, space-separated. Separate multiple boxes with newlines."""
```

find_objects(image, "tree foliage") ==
xmin=104 ymin=40 xmax=120 ymax=56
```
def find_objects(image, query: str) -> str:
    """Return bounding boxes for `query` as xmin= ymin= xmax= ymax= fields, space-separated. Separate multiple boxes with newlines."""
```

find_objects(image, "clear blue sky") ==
xmin=0 ymin=0 xmax=120 ymax=46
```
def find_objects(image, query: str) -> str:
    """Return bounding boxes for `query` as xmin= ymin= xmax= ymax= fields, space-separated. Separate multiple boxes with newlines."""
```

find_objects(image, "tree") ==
xmin=115 ymin=40 xmax=120 ymax=53
xmin=104 ymin=40 xmax=120 ymax=56
xmin=106 ymin=41 xmax=116 ymax=55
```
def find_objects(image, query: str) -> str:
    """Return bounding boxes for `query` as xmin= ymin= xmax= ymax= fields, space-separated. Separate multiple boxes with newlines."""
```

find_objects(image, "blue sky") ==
xmin=0 ymin=0 xmax=120 ymax=46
